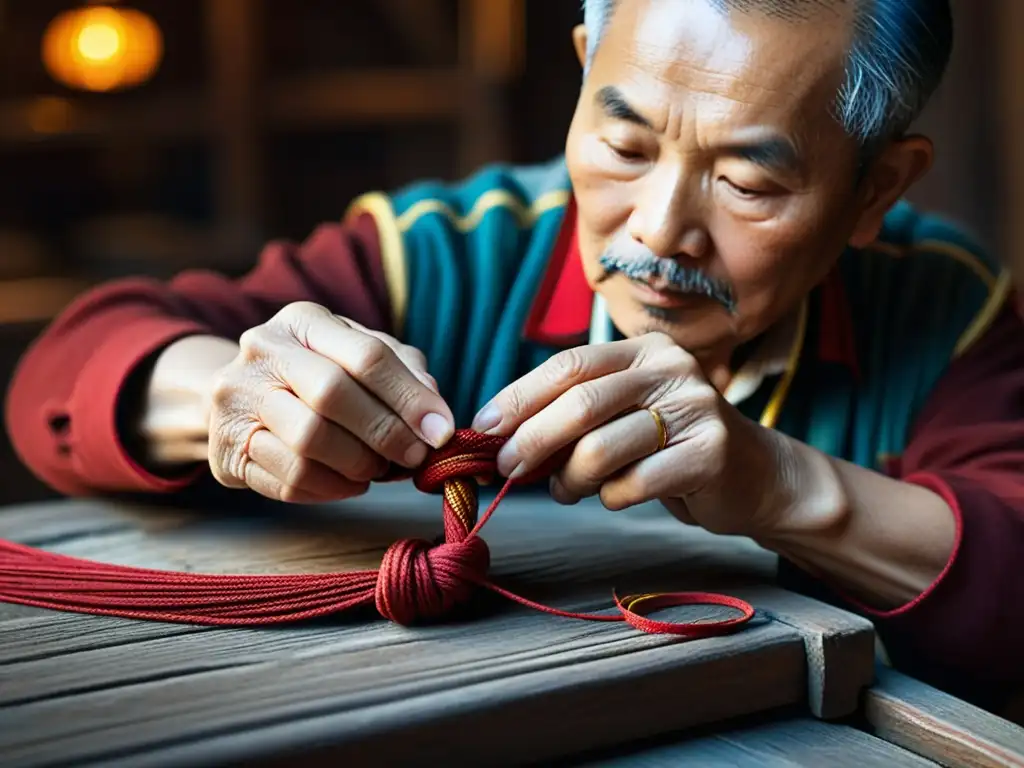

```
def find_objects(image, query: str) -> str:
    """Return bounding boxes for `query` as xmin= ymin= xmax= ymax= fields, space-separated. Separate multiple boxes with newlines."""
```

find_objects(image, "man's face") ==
xmin=565 ymin=0 xmax=915 ymax=362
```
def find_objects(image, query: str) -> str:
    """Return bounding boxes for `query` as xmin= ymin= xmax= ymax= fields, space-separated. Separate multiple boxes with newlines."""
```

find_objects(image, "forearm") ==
xmin=757 ymin=441 xmax=958 ymax=610
xmin=134 ymin=335 xmax=241 ymax=469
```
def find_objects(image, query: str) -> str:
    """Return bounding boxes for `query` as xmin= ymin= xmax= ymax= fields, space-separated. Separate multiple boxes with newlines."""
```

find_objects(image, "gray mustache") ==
xmin=598 ymin=250 xmax=736 ymax=313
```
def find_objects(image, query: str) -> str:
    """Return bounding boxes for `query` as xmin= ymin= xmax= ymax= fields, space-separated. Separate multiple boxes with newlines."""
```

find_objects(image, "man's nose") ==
xmin=626 ymin=164 xmax=709 ymax=261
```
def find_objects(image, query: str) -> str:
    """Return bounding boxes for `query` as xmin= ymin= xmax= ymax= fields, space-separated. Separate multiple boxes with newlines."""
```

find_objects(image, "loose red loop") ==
xmin=0 ymin=429 xmax=755 ymax=638
xmin=613 ymin=591 xmax=756 ymax=636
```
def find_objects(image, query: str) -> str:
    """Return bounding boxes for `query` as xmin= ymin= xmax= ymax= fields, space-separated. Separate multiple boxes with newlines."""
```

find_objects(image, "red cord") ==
xmin=0 ymin=430 xmax=754 ymax=636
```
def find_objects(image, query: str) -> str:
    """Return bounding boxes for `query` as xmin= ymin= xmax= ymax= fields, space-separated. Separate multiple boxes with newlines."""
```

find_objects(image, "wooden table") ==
xmin=0 ymin=483 xmax=1021 ymax=767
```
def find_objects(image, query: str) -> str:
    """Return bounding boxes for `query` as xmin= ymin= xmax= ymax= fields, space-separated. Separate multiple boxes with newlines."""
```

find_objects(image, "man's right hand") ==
xmin=207 ymin=302 xmax=453 ymax=503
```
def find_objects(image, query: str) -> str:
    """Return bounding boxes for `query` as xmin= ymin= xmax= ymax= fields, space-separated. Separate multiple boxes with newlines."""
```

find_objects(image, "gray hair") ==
xmin=581 ymin=0 xmax=953 ymax=150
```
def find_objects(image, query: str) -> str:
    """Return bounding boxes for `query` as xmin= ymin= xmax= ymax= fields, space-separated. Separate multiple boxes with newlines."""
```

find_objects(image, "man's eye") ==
xmin=606 ymin=142 xmax=645 ymax=162
xmin=722 ymin=178 xmax=766 ymax=198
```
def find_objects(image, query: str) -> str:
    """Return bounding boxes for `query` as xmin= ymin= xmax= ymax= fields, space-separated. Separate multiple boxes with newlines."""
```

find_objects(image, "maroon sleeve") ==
xmin=857 ymin=297 xmax=1024 ymax=699
xmin=4 ymin=214 xmax=389 ymax=498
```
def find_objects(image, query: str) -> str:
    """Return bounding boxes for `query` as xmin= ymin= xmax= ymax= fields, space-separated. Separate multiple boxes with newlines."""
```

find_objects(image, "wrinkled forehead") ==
xmin=594 ymin=0 xmax=854 ymax=132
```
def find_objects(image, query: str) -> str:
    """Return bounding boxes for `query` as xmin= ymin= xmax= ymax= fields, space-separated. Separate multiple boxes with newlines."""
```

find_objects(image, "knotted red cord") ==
xmin=0 ymin=430 xmax=754 ymax=636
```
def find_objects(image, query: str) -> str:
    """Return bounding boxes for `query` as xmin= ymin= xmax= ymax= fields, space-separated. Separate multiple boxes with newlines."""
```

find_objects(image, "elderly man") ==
xmin=6 ymin=0 xmax=1023 ymax=710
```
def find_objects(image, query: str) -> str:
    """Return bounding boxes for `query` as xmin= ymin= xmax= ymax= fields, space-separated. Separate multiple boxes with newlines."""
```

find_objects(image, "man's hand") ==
xmin=471 ymin=332 xmax=843 ymax=537
xmin=207 ymin=302 xmax=454 ymax=503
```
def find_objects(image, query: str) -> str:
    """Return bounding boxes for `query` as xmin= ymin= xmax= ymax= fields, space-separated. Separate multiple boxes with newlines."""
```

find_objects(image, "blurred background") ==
xmin=0 ymin=0 xmax=1020 ymax=502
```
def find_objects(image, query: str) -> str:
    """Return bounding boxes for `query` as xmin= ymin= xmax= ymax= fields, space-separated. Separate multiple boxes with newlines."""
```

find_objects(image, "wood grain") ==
xmin=0 ymin=483 xmax=876 ymax=767
xmin=578 ymin=717 xmax=938 ymax=767
xmin=865 ymin=666 xmax=1024 ymax=768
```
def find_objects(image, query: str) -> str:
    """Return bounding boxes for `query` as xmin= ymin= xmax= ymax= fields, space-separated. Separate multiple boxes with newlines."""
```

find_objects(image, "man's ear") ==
xmin=572 ymin=24 xmax=588 ymax=70
xmin=848 ymin=135 xmax=934 ymax=248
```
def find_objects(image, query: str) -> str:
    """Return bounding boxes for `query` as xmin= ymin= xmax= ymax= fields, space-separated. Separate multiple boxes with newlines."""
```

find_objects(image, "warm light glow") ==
xmin=77 ymin=22 xmax=122 ymax=63
xmin=42 ymin=6 xmax=163 ymax=93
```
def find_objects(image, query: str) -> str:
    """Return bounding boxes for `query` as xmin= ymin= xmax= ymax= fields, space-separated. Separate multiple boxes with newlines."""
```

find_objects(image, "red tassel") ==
xmin=0 ymin=430 xmax=755 ymax=636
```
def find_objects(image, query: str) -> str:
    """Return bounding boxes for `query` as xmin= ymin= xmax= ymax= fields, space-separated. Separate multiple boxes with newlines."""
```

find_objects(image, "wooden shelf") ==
xmin=262 ymin=69 xmax=464 ymax=127
xmin=0 ymin=69 xmax=468 ymax=146
xmin=0 ymin=92 xmax=206 ymax=145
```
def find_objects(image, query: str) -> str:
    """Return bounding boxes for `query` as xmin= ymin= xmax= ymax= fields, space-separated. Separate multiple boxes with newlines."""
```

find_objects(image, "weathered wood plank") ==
xmin=0 ymin=483 xmax=876 ymax=766
xmin=725 ymin=585 xmax=875 ymax=719
xmin=0 ymin=593 xmax=735 ymax=707
xmin=0 ymin=499 xmax=176 ymax=547
xmin=2 ymin=621 xmax=805 ymax=767
xmin=865 ymin=666 xmax=1024 ymax=768
xmin=578 ymin=717 xmax=938 ymax=767
xmin=0 ymin=612 xmax=209 ymax=665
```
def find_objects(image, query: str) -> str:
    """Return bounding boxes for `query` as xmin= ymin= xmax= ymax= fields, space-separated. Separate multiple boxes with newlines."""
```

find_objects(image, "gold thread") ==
xmin=443 ymin=477 xmax=477 ymax=530
xmin=954 ymin=271 xmax=1012 ymax=357
xmin=344 ymin=192 xmax=408 ymax=335
xmin=867 ymin=240 xmax=997 ymax=290
xmin=623 ymin=593 xmax=657 ymax=611
xmin=396 ymin=189 xmax=570 ymax=233
xmin=759 ymin=299 xmax=808 ymax=430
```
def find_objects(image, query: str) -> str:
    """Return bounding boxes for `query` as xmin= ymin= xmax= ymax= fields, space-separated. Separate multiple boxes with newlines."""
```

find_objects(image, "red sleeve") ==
xmin=4 ymin=214 xmax=389 ymax=498
xmin=859 ymin=297 xmax=1024 ymax=697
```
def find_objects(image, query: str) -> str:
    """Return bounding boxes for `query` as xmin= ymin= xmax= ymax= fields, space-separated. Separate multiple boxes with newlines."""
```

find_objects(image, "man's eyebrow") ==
xmin=595 ymin=86 xmax=653 ymax=128
xmin=721 ymin=138 xmax=803 ymax=174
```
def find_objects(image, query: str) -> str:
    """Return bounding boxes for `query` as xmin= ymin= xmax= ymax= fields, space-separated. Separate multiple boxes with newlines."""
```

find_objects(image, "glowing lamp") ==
xmin=42 ymin=6 xmax=163 ymax=92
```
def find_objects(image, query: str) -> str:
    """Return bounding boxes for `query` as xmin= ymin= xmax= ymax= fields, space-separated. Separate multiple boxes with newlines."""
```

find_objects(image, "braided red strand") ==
xmin=0 ymin=430 xmax=754 ymax=636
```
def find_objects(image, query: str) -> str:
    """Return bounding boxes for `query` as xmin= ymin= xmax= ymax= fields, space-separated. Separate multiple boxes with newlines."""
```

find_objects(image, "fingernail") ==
xmin=420 ymin=412 xmax=454 ymax=449
xmin=471 ymin=402 xmax=501 ymax=433
xmin=497 ymin=438 xmax=521 ymax=477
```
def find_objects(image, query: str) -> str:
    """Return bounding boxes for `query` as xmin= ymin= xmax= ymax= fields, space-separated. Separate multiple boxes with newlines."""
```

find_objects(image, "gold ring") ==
xmin=648 ymin=407 xmax=668 ymax=451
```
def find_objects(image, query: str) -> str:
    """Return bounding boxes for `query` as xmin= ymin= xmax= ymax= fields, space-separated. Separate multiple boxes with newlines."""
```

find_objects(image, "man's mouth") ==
xmin=628 ymin=278 xmax=706 ymax=309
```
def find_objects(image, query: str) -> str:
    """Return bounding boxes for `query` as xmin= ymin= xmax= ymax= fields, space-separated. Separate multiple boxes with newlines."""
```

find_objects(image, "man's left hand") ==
xmin=471 ymin=332 xmax=839 ymax=538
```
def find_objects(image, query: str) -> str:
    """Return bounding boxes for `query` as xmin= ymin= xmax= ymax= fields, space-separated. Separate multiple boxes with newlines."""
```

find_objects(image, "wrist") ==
xmin=751 ymin=448 xmax=959 ymax=610
xmin=753 ymin=433 xmax=851 ymax=546
xmin=138 ymin=335 xmax=240 ymax=466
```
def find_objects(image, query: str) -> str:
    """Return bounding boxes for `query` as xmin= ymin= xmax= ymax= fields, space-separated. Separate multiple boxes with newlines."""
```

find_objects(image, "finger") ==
xmin=276 ymin=342 xmax=432 ymax=468
xmin=495 ymin=368 xmax=661 ymax=478
xmin=599 ymin=426 xmax=721 ymax=511
xmin=343 ymin=319 xmax=439 ymax=394
xmin=243 ymin=462 xmax=333 ymax=504
xmin=663 ymin=498 xmax=700 ymax=526
xmin=302 ymin=318 xmax=454 ymax=448
xmin=549 ymin=475 xmax=581 ymax=506
xmin=381 ymin=343 xmax=439 ymax=395
xmin=246 ymin=428 xmax=370 ymax=503
xmin=258 ymin=387 xmax=388 ymax=482
xmin=472 ymin=341 xmax=643 ymax=436
xmin=208 ymin=412 xmax=263 ymax=490
xmin=555 ymin=408 xmax=664 ymax=500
